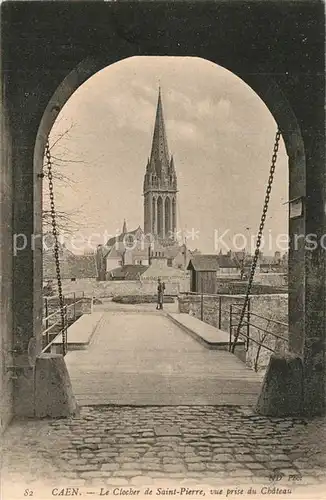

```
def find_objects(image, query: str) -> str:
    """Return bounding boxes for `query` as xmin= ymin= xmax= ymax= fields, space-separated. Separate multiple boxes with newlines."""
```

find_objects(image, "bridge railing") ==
xmin=178 ymin=291 xmax=288 ymax=371
xmin=42 ymin=292 xmax=85 ymax=354
xmin=229 ymin=303 xmax=288 ymax=371
xmin=178 ymin=291 xmax=224 ymax=326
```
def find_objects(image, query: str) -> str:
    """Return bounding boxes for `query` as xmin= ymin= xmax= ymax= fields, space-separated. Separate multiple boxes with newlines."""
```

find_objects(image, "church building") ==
xmin=143 ymin=87 xmax=177 ymax=243
xmin=96 ymin=88 xmax=189 ymax=281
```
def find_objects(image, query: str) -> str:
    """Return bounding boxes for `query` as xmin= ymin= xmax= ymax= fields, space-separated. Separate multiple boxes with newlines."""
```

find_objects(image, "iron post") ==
xmin=229 ymin=304 xmax=233 ymax=351
xmin=247 ymin=298 xmax=251 ymax=351
xmin=218 ymin=296 xmax=222 ymax=329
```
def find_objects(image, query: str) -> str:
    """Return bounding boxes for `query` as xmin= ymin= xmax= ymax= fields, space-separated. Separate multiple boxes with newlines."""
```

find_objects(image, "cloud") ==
xmin=196 ymin=96 xmax=231 ymax=119
xmin=103 ymin=93 xmax=154 ymax=133
xmin=216 ymin=98 xmax=231 ymax=119
xmin=49 ymin=56 xmax=288 ymax=255
xmin=166 ymin=88 xmax=193 ymax=111
xmin=196 ymin=98 xmax=211 ymax=117
xmin=167 ymin=119 xmax=199 ymax=142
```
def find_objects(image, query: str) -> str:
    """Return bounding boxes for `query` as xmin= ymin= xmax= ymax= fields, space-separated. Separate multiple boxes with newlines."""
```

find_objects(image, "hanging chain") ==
xmin=231 ymin=129 xmax=281 ymax=353
xmin=45 ymin=141 xmax=67 ymax=356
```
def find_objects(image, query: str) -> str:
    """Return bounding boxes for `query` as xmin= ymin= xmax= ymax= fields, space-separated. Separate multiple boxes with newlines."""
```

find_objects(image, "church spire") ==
xmin=122 ymin=219 xmax=127 ymax=234
xmin=143 ymin=87 xmax=178 ymax=239
xmin=149 ymin=87 xmax=169 ymax=177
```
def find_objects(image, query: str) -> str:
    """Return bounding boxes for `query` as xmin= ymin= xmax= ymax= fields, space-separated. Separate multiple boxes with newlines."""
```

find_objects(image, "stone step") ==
xmin=167 ymin=312 xmax=245 ymax=350
xmin=52 ymin=312 xmax=104 ymax=351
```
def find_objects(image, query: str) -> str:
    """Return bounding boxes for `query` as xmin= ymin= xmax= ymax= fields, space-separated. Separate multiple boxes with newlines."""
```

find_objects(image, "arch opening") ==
xmin=35 ymin=55 xmax=308 ymax=393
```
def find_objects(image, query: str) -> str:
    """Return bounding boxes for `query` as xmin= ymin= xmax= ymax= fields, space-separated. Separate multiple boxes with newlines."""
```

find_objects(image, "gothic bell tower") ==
xmin=143 ymin=88 xmax=177 ymax=244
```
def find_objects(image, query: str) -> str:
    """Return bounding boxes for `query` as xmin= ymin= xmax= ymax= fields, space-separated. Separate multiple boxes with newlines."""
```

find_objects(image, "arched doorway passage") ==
xmin=34 ymin=55 xmax=315 ymax=414
xmin=2 ymin=2 xmax=324 ymax=425
xmin=35 ymin=54 xmax=305 ymax=346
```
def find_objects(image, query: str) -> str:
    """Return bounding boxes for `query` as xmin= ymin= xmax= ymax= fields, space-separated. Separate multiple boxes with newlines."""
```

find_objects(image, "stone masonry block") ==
xmin=256 ymin=353 xmax=303 ymax=417
xmin=34 ymin=353 xmax=79 ymax=418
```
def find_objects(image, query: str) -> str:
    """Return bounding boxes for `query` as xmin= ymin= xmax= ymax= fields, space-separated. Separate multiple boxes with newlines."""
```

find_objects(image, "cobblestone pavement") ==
xmin=2 ymin=406 xmax=326 ymax=498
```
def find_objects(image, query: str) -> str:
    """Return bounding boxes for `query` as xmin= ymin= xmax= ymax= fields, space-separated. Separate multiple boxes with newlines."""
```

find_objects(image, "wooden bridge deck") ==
xmin=65 ymin=311 xmax=263 ymax=406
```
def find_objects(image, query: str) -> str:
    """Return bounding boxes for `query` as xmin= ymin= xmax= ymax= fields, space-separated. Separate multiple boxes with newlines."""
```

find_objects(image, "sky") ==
xmin=46 ymin=56 xmax=289 ymax=255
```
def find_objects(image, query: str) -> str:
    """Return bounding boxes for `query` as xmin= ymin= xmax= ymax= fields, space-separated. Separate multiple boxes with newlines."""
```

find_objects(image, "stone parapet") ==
xmin=34 ymin=353 xmax=79 ymax=418
xmin=256 ymin=353 xmax=303 ymax=416
xmin=59 ymin=278 xmax=189 ymax=298
xmin=178 ymin=293 xmax=288 ymax=372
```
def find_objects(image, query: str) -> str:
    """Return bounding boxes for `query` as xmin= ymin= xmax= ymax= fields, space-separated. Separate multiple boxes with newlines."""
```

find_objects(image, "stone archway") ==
xmin=31 ymin=60 xmax=323 ymax=418
xmin=35 ymin=56 xmax=308 ymax=350
xmin=2 ymin=2 xmax=324 ymax=424
xmin=33 ymin=57 xmax=314 ymax=414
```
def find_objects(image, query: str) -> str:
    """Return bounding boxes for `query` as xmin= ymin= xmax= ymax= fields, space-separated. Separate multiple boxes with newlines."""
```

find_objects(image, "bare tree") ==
xmin=42 ymin=121 xmax=87 ymax=235
xmin=232 ymin=250 xmax=246 ymax=280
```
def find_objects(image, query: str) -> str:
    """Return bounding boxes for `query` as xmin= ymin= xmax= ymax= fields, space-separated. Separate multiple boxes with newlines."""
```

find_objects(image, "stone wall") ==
xmin=59 ymin=278 xmax=189 ymax=298
xmin=254 ymin=273 xmax=287 ymax=287
xmin=215 ymin=279 xmax=287 ymax=295
xmin=0 ymin=92 xmax=14 ymax=432
xmin=178 ymin=293 xmax=288 ymax=372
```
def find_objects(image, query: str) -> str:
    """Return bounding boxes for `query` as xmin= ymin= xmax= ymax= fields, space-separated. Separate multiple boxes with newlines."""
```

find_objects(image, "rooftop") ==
xmin=187 ymin=255 xmax=219 ymax=272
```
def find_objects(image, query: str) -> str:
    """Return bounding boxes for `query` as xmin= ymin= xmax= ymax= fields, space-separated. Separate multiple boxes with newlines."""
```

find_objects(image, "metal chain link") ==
xmin=45 ymin=141 xmax=67 ymax=356
xmin=231 ymin=129 xmax=281 ymax=353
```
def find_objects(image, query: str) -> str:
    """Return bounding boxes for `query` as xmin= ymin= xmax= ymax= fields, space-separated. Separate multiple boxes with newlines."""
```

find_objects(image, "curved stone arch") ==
xmin=33 ymin=55 xmax=308 ymax=343
xmin=34 ymin=56 xmax=305 ymax=186
xmin=3 ymin=3 xmax=324 ymax=422
xmin=34 ymin=55 xmax=306 ymax=350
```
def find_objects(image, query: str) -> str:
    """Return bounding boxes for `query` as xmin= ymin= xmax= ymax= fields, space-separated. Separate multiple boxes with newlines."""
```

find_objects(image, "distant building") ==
xmin=259 ymin=251 xmax=287 ymax=273
xmin=143 ymin=87 xmax=177 ymax=244
xmin=96 ymin=88 xmax=191 ymax=281
xmin=216 ymin=251 xmax=240 ymax=275
xmin=107 ymin=264 xmax=149 ymax=281
xmin=96 ymin=221 xmax=191 ymax=281
xmin=141 ymin=254 xmax=185 ymax=280
xmin=43 ymin=233 xmax=97 ymax=282
xmin=187 ymin=255 xmax=220 ymax=294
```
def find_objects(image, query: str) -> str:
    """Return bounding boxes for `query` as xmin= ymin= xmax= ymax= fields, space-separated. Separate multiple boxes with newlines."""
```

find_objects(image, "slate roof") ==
xmin=187 ymin=255 xmax=220 ymax=272
xmin=43 ymin=250 xmax=97 ymax=279
xmin=259 ymin=255 xmax=280 ymax=266
xmin=105 ymin=246 xmax=125 ymax=260
xmin=66 ymin=254 xmax=98 ymax=279
xmin=217 ymin=254 xmax=239 ymax=268
xmin=108 ymin=265 xmax=149 ymax=280
xmin=43 ymin=245 xmax=71 ymax=279
xmin=162 ymin=246 xmax=180 ymax=259
xmin=142 ymin=265 xmax=184 ymax=279
xmin=228 ymin=251 xmax=256 ymax=268
xmin=106 ymin=226 xmax=142 ymax=247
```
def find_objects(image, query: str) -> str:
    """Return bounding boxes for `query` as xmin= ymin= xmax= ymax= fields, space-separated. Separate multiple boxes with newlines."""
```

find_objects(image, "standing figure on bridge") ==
xmin=156 ymin=278 xmax=165 ymax=310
